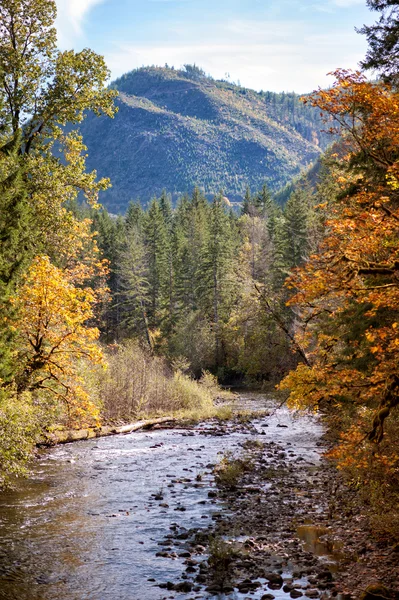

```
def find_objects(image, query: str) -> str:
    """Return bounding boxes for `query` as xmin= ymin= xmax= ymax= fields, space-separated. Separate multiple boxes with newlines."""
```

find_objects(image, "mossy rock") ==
xmin=359 ymin=584 xmax=392 ymax=600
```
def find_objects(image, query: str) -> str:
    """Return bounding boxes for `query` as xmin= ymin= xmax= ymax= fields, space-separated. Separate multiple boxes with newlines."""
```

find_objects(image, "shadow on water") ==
xmin=0 ymin=392 xmax=327 ymax=600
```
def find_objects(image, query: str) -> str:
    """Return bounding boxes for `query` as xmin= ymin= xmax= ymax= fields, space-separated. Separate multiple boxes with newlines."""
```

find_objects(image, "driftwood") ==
xmin=38 ymin=416 xmax=177 ymax=447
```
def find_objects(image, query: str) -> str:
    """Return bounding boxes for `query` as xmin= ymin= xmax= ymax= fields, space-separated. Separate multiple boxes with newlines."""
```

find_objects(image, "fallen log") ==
xmin=38 ymin=416 xmax=177 ymax=447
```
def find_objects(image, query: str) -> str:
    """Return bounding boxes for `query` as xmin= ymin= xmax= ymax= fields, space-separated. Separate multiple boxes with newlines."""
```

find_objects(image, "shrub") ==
xmin=208 ymin=536 xmax=235 ymax=589
xmin=98 ymin=340 xmax=217 ymax=421
xmin=0 ymin=388 xmax=41 ymax=488
xmin=214 ymin=451 xmax=253 ymax=490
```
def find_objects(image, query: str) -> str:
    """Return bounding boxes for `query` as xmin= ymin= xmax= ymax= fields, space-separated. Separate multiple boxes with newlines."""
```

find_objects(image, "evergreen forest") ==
xmin=0 ymin=1 xmax=399 ymax=597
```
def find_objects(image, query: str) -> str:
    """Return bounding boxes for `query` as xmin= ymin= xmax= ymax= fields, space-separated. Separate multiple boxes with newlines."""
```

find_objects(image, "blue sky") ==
xmin=55 ymin=0 xmax=375 ymax=93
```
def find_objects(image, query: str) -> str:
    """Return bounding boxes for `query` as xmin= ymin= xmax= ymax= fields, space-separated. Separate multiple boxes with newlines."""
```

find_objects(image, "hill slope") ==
xmin=79 ymin=66 xmax=328 ymax=212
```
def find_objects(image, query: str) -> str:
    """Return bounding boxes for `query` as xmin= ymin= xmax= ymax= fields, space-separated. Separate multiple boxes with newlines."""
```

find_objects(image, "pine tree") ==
xmin=282 ymin=188 xmax=311 ymax=268
xmin=255 ymin=183 xmax=273 ymax=216
xmin=158 ymin=191 xmax=175 ymax=331
xmin=159 ymin=190 xmax=173 ymax=230
xmin=198 ymin=195 xmax=237 ymax=368
xmin=91 ymin=209 xmax=125 ymax=340
xmin=0 ymin=132 xmax=34 ymax=381
xmin=126 ymin=200 xmax=145 ymax=232
xmin=241 ymin=186 xmax=253 ymax=216
xmin=143 ymin=199 xmax=170 ymax=328
xmin=117 ymin=224 xmax=152 ymax=349
xmin=359 ymin=1 xmax=399 ymax=84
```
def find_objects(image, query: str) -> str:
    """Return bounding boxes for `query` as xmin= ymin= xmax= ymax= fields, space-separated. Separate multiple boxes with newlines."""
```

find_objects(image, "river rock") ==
xmin=359 ymin=584 xmax=393 ymax=600
xmin=158 ymin=581 xmax=175 ymax=590
xmin=265 ymin=573 xmax=283 ymax=585
xmin=206 ymin=584 xmax=223 ymax=593
xmin=186 ymin=566 xmax=196 ymax=573
xmin=174 ymin=581 xmax=193 ymax=592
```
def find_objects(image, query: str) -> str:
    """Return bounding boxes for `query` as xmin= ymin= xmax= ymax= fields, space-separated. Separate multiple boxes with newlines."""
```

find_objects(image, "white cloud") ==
xmin=55 ymin=0 xmax=105 ymax=46
xmin=104 ymin=18 xmax=367 ymax=93
xmin=331 ymin=0 xmax=364 ymax=6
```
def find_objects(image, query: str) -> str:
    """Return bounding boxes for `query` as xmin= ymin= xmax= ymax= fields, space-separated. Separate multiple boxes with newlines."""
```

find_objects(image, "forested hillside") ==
xmin=86 ymin=181 xmax=322 ymax=381
xmin=0 ymin=2 xmax=398 ymax=588
xmin=78 ymin=65 xmax=329 ymax=212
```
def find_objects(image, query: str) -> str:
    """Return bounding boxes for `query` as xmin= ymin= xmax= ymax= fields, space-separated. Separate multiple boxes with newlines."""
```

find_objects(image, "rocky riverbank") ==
xmin=0 ymin=392 xmax=397 ymax=600
xmin=152 ymin=413 xmax=399 ymax=600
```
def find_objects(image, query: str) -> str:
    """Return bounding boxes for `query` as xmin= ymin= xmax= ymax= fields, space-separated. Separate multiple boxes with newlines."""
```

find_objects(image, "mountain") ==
xmin=78 ymin=66 xmax=329 ymax=213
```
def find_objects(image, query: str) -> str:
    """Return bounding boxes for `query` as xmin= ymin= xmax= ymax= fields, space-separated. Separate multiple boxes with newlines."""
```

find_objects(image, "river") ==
xmin=0 ymin=393 xmax=324 ymax=600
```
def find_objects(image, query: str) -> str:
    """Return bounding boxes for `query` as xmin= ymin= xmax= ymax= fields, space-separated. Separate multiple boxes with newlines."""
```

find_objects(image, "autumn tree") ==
xmin=281 ymin=72 xmax=399 ymax=509
xmin=13 ymin=256 xmax=105 ymax=427
xmin=0 ymin=0 xmax=116 ymax=484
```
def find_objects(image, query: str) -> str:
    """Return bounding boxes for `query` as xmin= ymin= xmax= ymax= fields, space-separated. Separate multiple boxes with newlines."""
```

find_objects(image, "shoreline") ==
xmin=37 ymin=416 xmax=178 ymax=446
xmin=35 ymin=399 xmax=398 ymax=599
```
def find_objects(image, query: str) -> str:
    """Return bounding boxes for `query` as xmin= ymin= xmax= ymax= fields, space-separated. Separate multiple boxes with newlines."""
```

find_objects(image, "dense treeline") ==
xmin=0 ymin=0 xmax=398 ymax=546
xmin=87 ymin=182 xmax=323 ymax=383
xmin=0 ymin=0 xmax=222 ymax=487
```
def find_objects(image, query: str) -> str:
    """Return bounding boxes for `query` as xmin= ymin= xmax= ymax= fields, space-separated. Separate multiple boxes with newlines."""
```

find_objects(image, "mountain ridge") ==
xmin=78 ymin=66 xmax=329 ymax=213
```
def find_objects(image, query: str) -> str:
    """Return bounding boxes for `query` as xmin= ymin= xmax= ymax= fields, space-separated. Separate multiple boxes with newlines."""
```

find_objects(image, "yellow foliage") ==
xmin=12 ymin=256 xmax=105 ymax=427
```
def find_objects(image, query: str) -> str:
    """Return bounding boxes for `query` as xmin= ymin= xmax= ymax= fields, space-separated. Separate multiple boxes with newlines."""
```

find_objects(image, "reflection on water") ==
xmin=0 ymin=393 xmax=324 ymax=600
xmin=297 ymin=524 xmax=344 ymax=571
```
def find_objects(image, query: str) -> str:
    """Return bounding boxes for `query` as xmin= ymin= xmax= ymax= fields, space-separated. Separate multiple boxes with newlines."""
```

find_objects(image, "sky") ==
xmin=55 ymin=0 xmax=376 ymax=94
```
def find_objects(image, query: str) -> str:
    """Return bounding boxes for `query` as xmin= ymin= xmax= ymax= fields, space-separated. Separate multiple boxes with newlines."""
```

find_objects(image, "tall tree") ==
xmin=0 ymin=0 xmax=116 ymax=263
xmin=281 ymin=70 xmax=399 ymax=480
xmin=0 ymin=0 xmax=116 ymax=318
xmin=199 ymin=195 xmax=237 ymax=368
xmin=282 ymin=187 xmax=311 ymax=269
xmin=359 ymin=1 xmax=399 ymax=84
xmin=0 ymin=131 xmax=34 ymax=381
xmin=144 ymin=199 xmax=170 ymax=330
xmin=0 ymin=0 xmax=116 ymax=485
xmin=117 ymin=224 xmax=152 ymax=349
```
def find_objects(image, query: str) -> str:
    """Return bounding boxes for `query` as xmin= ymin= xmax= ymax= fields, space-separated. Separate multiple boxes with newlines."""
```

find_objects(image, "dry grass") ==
xmin=98 ymin=340 xmax=223 ymax=422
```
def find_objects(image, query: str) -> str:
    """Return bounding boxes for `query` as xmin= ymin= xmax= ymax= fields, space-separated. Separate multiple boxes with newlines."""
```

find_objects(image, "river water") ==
xmin=0 ymin=393 xmax=324 ymax=600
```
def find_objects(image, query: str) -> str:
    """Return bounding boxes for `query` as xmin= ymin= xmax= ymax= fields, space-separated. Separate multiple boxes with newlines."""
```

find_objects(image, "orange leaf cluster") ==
xmin=281 ymin=70 xmax=399 ymax=477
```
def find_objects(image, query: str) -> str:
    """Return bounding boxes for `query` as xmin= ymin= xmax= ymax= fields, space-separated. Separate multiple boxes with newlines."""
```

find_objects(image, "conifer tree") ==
xmin=126 ymin=200 xmax=145 ymax=232
xmin=158 ymin=191 xmax=175 ymax=331
xmin=0 ymin=132 xmax=33 ymax=381
xmin=282 ymin=187 xmax=311 ymax=268
xmin=199 ymin=195 xmax=237 ymax=368
xmin=241 ymin=186 xmax=253 ymax=216
xmin=117 ymin=223 xmax=152 ymax=349
xmin=359 ymin=1 xmax=399 ymax=84
xmin=172 ymin=194 xmax=192 ymax=314
xmin=91 ymin=209 xmax=125 ymax=339
xmin=144 ymin=199 xmax=170 ymax=328
xmin=255 ymin=183 xmax=273 ymax=216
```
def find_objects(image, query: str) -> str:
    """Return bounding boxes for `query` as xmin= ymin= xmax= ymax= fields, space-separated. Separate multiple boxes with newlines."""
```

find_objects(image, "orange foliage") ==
xmin=280 ymin=70 xmax=399 ymax=477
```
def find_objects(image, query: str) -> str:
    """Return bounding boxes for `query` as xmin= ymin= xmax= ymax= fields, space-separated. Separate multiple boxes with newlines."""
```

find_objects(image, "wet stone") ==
xmin=265 ymin=573 xmax=283 ymax=585
xmin=305 ymin=590 xmax=319 ymax=598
